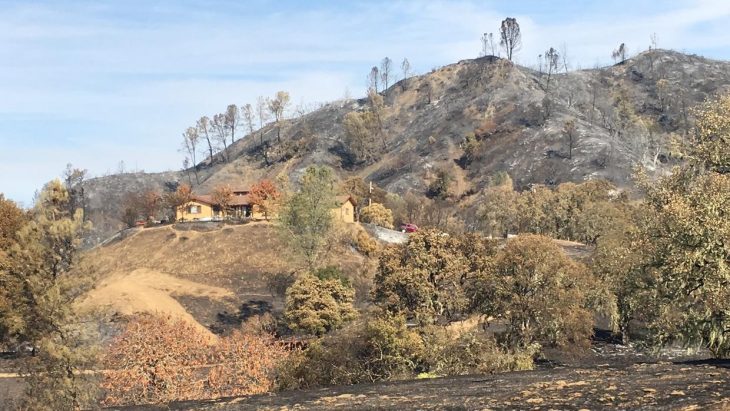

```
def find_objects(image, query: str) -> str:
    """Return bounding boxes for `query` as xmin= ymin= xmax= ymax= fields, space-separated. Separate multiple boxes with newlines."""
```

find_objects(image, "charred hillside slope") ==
xmin=82 ymin=49 xmax=730 ymax=243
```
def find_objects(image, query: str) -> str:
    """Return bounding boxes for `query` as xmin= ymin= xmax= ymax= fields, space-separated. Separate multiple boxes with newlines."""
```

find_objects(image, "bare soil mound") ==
xmin=78 ymin=268 xmax=232 ymax=339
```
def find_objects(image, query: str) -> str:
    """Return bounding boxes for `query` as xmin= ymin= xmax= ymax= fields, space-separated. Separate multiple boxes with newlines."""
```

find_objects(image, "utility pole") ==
xmin=368 ymin=181 xmax=373 ymax=207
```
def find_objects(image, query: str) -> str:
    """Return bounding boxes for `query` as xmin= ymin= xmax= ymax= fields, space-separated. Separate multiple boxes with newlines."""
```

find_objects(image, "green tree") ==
xmin=0 ymin=194 xmax=26 ymax=252
xmin=0 ymin=180 xmax=97 ymax=409
xmin=284 ymin=273 xmax=356 ymax=336
xmin=279 ymin=166 xmax=337 ymax=269
xmin=373 ymin=230 xmax=495 ymax=324
xmin=474 ymin=235 xmax=601 ymax=349
xmin=427 ymin=168 xmax=452 ymax=199
xmin=478 ymin=183 xmax=518 ymax=238
xmin=623 ymin=93 xmax=730 ymax=357
xmin=460 ymin=132 xmax=480 ymax=166
xmin=342 ymin=90 xmax=386 ymax=164
xmin=685 ymin=93 xmax=730 ymax=174
xmin=0 ymin=195 xmax=27 ymax=343
xmin=590 ymin=207 xmax=645 ymax=343
xmin=637 ymin=170 xmax=730 ymax=356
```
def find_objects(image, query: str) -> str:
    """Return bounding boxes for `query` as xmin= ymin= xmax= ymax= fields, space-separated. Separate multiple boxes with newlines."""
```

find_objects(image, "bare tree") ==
xmin=380 ymin=57 xmax=392 ymax=90
xmin=499 ymin=17 xmax=521 ymax=61
xmin=211 ymin=113 xmax=229 ymax=162
xmin=267 ymin=91 xmax=290 ymax=144
xmin=560 ymin=42 xmax=570 ymax=73
xmin=563 ymin=119 xmax=578 ymax=159
xmin=368 ymin=66 xmax=380 ymax=93
xmin=62 ymin=163 xmax=88 ymax=216
xmin=224 ymin=104 xmax=241 ymax=145
xmin=196 ymin=116 xmax=215 ymax=164
xmin=612 ymin=43 xmax=627 ymax=64
xmin=544 ymin=47 xmax=560 ymax=91
xmin=182 ymin=158 xmax=192 ymax=185
xmin=480 ymin=32 xmax=497 ymax=57
xmin=181 ymin=127 xmax=200 ymax=183
xmin=256 ymin=96 xmax=270 ymax=145
xmin=242 ymin=103 xmax=255 ymax=137
xmin=401 ymin=58 xmax=411 ymax=90
xmin=648 ymin=33 xmax=658 ymax=73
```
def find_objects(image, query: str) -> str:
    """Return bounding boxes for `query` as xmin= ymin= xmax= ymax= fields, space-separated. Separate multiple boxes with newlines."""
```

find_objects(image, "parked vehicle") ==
xmin=400 ymin=223 xmax=419 ymax=233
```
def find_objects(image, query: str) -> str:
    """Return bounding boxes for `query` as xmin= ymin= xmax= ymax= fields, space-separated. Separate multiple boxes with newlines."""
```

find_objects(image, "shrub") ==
xmin=283 ymin=274 xmax=356 ymax=335
xmin=427 ymin=168 xmax=452 ymax=199
xmin=354 ymin=230 xmax=379 ymax=256
xmin=359 ymin=203 xmax=394 ymax=229
xmin=313 ymin=265 xmax=350 ymax=287
xmin=101 ymin=314 xmax=287 ymax=406
xmin=420 ymin=327 xmax=537 ymax=376
xmin=277 ymin=314 xmax=423 ymax=389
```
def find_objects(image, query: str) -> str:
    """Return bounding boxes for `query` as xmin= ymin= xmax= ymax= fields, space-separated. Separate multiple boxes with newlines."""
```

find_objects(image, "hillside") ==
xmin=82 ymin=49 xmax=730 ymax=243
xmin=77 ymin=222 xmax=369 ymax=337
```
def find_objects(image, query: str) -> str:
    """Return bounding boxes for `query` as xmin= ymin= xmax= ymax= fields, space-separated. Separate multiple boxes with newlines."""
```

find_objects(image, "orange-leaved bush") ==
xmin=101 ymin=314 xmax=287 ymax=406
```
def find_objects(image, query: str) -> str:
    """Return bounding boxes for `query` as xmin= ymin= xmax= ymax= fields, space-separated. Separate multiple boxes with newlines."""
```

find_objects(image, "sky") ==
xmin=1 ymin=0 xmax=730 ymax=205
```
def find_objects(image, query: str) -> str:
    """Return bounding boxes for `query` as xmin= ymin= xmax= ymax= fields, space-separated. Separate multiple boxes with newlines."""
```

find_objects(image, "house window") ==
xmin=188 ymin=205 xmax=201 ymax=214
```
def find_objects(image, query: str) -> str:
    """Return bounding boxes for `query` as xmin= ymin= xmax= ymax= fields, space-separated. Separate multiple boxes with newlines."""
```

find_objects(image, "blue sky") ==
xmin=1 ymin=0 xmax=730 ymax=205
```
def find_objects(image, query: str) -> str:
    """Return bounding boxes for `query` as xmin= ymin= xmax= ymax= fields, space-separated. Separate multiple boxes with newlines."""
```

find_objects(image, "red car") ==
xmin=400 ymin=223 xmax=419 ymax=233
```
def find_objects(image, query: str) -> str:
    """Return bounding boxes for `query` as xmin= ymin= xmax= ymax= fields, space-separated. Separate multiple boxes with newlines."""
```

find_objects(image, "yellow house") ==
xmin=177 ymin=196 xmax=216 ymax=221
xmin=333 ymin=195 xmax=357 ymax=223
xmin=176 ymin=189 xmax=356 ymax=223
xmin=176 ymin=188 xmax=259 ymax=221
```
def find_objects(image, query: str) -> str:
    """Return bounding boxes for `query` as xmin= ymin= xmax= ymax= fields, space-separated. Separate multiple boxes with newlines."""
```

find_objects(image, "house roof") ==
xmin=336 ymin=195 xmax=356 ymax=206
xmin=229 ymin=194 xmax=251 ymax=206
xmin=189 ymin=192 xmax=352 ymax=208
xmin=190 ymin=194 xmax=252 ymax=207
xmin=190 ymin=194 xmax=215 ymax=205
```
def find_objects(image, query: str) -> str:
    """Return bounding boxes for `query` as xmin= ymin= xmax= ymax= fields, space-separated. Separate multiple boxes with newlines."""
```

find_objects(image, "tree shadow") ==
xmin=213 ymin=299 xmax=273 ymax=333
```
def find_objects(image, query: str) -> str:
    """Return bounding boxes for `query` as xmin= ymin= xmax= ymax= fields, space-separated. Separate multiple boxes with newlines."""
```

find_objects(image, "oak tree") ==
xmin=249 ymin=180 xmax=281 ymax=221
xmin=278 ymin=166 xmax=337 ymax=269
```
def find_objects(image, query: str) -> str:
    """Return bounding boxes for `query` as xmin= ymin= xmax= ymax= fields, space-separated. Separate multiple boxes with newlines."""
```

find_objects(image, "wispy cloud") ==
xmin=1 ymin=0 xmax=729 ymax=203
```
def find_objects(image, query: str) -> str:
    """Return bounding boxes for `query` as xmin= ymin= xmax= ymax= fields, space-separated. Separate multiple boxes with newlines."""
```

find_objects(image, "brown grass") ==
xmin=78 ymin=222 xmax=368 ymax=334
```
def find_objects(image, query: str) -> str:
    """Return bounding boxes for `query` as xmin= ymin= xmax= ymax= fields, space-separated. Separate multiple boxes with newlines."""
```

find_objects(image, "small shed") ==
xmin=333 ymin=195 xmax=357 ymax=223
